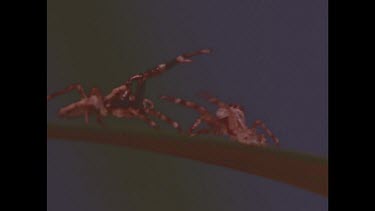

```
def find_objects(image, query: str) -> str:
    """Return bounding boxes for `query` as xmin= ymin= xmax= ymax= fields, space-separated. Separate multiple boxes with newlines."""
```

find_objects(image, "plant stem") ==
xmin=47 ymin=124 xmax=328 ymax=197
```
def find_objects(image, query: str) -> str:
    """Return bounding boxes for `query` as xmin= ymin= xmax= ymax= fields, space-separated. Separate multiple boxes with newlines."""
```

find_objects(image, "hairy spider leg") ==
xmin=197 ymin=92 xmax=229 ymax=108
xmin=160 ymin=96 xmax=208 ymax=114
xmin=116 ymin=49 xmax=212 ymax=104
xmin=159 ymin=95 xmax=221 ymax=134
xmin=143 ymin=108 xmax=183 ymax=133
xmin=252 ymin=120 xmax=280 ymax=146
xmin=130 ymin=48 xmax=212 ymax=82
xmin=47 ymin=83 xmax=87 ymax=101
xmin=47 ymin=83 xmax=90 ymax=123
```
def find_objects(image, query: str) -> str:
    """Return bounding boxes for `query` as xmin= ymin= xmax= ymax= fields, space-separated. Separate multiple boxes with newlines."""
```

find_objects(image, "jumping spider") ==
xmin=160 ymin=93 xmax=280 ymax=146
xmin=47 ymin=49 xmax=211 ymax=132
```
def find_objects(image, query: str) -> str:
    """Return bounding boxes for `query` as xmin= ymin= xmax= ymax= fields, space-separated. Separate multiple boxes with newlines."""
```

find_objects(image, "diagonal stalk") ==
xmin=47 ymin=124 xmax=328 ymax=197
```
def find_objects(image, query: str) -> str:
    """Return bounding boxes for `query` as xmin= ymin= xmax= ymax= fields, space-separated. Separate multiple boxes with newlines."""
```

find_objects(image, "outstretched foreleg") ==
xmin=159 ymin=95 xmax=208 ymax=115
xmin=47 ymin=84 xmax=90 ymax=123
xmin=47 ymin=83 xmax=87 ymax=101
xmin=124 ymin=49 xmax=212 ymax=103
xmin=128 ymin=48 xmax=212 ymax=82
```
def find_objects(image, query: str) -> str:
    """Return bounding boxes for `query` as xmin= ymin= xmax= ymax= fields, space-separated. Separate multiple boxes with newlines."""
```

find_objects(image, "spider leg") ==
xmin=106 ymin=49 xmax=211 ymax=104
xmin=197 ymin=92 xmax=229 ymax=108
xmin=159 ymin=95 xmax=208 ymax=115
xmin=190 ymin=116 xmax=228 ymax=136
xmin=252 ymin=120 xmax=280 ymax=146
xmin=104 ymin=83 xmax=131 ymax=107
xmin=47 ymin=84 xmax=91 ymax=124
xmin=47 ymin=83 xmax=87 ymax=101
xmin=130 ymin=79 xmax=146 ymax=108
xmin=144 ymin=108 xmax=182 ymax=133
xmin=121 ymin=79 xmax=147 ymax=108
xmin=197 ymin=92 xmax=237 ymax=122
xmin=257 ymin=134 xmax=268 ymax=146
xmin=197 ymin=92 xmax=245 ymax=118
xmin=116 ymin=48 xmax=212 ymax=101
xmin=198 ymin=93 xmax=249 ymax=132
xmin=128 ymin=48 xmax=212 ymax=82
xmin=137 ymin=113 xmax=159 ymax=129
xmin=189 ymin=118 xmax=203 ymax=134
xmin=160 ymin=95 xmax=222 ymax=134
xmin=88 ymin=87 xmax=110 ymax=125
xmin=142 ymin=98 xmax=154 ymax=110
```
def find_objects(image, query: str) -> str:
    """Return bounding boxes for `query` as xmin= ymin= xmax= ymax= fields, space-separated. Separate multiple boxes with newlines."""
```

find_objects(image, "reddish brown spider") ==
xmin=160 ymin=93 xmax=280 ymax=146
xmin=47 ymin=49 xmax=211 ymax=131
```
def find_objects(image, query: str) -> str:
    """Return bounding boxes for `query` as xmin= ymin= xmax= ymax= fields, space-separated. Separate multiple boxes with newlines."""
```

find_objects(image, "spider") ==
xmin=47 ymin=48 xmax=211 ymax=131
xmin=160 ymin=93 xmax=280 ymax=146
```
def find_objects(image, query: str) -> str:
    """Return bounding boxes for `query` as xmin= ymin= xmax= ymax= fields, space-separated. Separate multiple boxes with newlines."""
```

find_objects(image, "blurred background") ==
xmin=47 ymin=0 xmax=328 ymax=210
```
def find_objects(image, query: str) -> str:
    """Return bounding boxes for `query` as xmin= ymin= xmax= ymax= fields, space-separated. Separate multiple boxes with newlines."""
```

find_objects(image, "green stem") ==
xmin=47 ymin=124 xmax=327 ymax=197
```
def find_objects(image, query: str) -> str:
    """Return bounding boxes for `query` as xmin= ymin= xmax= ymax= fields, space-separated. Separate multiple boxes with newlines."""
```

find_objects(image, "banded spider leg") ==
xmin=160 ymin=93 xmax=280 ymax=146
xmin=104 ymin=48 xmax=212 ymax=108
xmin=159 ymin=95 xmax=226 ymax=136
xmin=47 ymin=49 xmax=212 ymax=132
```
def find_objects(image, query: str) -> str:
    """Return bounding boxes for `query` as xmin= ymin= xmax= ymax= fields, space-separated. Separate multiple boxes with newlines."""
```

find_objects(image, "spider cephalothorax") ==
xmin=160 ymin=93 xmax=280 ymax=146
xmin=47 ymin=49 xmax=211 ymax=131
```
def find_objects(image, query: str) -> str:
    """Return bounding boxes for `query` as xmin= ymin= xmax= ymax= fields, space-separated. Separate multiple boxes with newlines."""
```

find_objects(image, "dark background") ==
xmin=47 ymin=0 xmax=328 ymax=210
